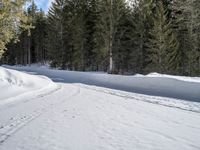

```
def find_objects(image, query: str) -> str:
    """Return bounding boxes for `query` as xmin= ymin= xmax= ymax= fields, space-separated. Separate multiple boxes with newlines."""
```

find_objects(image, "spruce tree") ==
xmin=47 ymin=0 xmax=67 ymax=68
xmin=132 ymin=0 xmax=154 ymax=74
xmin=98 ymin=0 xmax=127 ymax=73
xmin=146 ymin=1 xmax=179 ymax=74
xmin=190 ymin=0 xmax=200 ymax=75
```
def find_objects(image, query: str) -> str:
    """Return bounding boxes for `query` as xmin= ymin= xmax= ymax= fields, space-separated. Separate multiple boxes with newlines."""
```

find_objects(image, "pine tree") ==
xmin=0 ymin=0 xmax=31 ymax=56
xmin=111 ymin=3 xmax=134 ymax=74
xmin=98 ymin=0 xmax=127 ymax=73
xmin=190 ymin=0 xmax=200 ymax=75
xmin=34 ymin=10 xmax=48 ymax=64
xmin=83 ymin=0 xmax=100 ymax=71
xmin=171 ymin=0 xmax=195 ymax=75
xmin=70 ymin=0 xmax=87 ymax=70
xmin=132 ymin=0 xmax=154 ymax=74
xmin=146 ymin=1 xmax=179 ymax=74
xmin=47 ymin=0 xmax=67 ymax=69
xmin=1 ymin=1 xmax=48 ymax=66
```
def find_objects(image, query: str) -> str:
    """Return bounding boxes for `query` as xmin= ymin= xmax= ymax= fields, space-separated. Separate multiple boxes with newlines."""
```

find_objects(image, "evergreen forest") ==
xmin=1 ymin=0 xmax=200 ymax=76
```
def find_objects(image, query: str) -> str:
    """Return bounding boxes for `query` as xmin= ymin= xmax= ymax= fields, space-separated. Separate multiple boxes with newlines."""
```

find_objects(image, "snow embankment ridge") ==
xmin=0 ymin=67 xmax=58 ymax=105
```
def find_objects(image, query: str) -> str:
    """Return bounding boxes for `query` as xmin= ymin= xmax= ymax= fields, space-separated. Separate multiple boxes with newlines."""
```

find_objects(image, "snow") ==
xmin=146 ymin=72 xmax=200 ymax=83
xmin=0 ymin=65 xmax=200 ymax=150
xmin=0 ymin=66 xmax=58 ymax=105
xmin=4 ymin=65 xmax=200 ymax=102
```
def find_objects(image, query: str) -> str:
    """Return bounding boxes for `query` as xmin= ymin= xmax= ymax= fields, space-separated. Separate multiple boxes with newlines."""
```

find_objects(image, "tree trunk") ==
xmin=61 ymin=23 xmax=65 ymax=68
xmin=109 ymin=0 xmax=114 ymax=73
xmin=28 ymin=36 xmax=31 ymax=66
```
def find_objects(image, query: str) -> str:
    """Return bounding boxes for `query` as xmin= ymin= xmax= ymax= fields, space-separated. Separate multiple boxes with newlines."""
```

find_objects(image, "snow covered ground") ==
xmin=0 ymin=66 xmax=200 ymax=150
xmin=0 ymin=66 xmax=58 ymax=106
xmin=4 ymin=64 xmax=200 ymax=102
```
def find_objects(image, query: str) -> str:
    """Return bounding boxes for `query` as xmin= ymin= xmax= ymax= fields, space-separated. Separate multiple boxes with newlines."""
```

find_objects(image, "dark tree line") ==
xmin=1 ymin=0 xmax=200 ymax=76
xmin=0 ymin=0 xmax=31 ymax=55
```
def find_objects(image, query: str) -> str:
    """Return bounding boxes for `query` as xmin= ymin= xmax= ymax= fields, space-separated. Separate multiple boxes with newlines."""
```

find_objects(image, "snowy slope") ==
xmin=4 ymin=65 xmax=200 ymax=102
xmin=0 ymin=67 xmax=58 ymax=105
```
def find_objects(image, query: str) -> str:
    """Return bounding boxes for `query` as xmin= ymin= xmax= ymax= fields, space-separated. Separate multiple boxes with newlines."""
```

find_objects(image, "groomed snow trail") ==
xmin=0 ymin=67 xmax=200 ymax=150
xmin=0 ymin=83 xmax=200 ymax=150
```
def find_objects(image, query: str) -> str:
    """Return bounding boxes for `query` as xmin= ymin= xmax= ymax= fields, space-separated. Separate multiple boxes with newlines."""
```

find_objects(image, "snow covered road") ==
xmin=0 ymin=67 xmax=200 ymax=150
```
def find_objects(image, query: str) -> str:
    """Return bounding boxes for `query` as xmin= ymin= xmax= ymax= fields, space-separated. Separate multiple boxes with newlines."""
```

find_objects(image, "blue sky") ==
xmin=33 ymin=0 xmax=53 ymax=12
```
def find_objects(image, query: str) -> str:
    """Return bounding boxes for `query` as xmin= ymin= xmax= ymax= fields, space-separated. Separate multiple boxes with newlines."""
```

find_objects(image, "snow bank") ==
xmin=0 ymin=67 xmax=57 ymax=105
xmin=147 ymin=72 xmax=200 ymax=83
xmin=3 ymin=65 xmax=200 ymax=102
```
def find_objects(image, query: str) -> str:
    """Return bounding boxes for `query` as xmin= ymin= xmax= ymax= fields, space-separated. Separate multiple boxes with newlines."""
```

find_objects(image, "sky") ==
xmin=31 ymin=0 xmax=132 ymax=13
xmin=33 ymin=0 xmax=54 ymax=12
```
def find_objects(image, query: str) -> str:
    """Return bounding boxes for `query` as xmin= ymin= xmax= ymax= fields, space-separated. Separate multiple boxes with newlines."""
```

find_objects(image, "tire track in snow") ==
xmin=0 ymin=84 xmax=80 ymax=145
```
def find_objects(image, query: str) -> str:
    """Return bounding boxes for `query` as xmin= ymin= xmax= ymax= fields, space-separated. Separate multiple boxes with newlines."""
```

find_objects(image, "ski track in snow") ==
xmin=0 ymin=84 xmax=80 ymax=146
xmin=0 ymin=83 xmax=199 ymax=150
